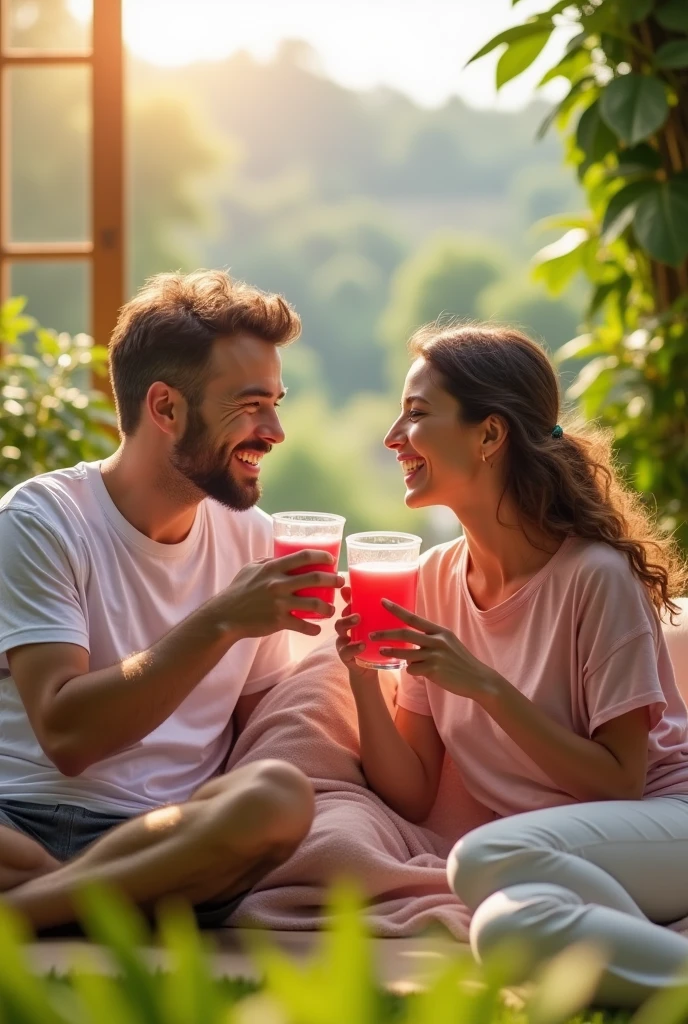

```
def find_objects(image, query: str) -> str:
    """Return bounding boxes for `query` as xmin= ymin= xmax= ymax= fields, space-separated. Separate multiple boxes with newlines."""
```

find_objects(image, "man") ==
xmin=0 ymin=270 xmax=343 ymax=931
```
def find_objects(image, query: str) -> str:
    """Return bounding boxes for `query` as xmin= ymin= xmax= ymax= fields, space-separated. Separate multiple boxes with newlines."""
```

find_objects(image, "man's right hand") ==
xmin=218 ymin=549 xmax=345 ymax=639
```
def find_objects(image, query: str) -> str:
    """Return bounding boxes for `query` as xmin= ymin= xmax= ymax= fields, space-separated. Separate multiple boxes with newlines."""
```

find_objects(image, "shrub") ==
xmin=0 ymin=297 xmax=116 ymax=495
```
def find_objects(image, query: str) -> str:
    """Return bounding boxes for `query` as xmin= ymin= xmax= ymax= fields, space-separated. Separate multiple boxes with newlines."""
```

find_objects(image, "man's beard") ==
xmin=170 ymin=404 xmax=269 ymax=512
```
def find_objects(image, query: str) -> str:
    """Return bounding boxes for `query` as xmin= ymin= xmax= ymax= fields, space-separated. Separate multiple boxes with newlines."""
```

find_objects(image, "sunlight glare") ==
xmin=68 ymin=0 xmax=570 ymax=110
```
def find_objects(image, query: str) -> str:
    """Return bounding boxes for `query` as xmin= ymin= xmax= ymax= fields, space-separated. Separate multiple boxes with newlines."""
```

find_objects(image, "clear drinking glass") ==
xmin=272 ymin=511 xmax=346 ymax=619
xmin=346 ymin=532 xmax=422 ymax=669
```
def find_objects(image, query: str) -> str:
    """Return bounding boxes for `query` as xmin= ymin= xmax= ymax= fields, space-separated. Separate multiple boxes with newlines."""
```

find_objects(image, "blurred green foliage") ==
xmin=471 ymin=0 xmax=688 ymax=547
xmin=0 ymin=298 xmax=116 ymax=496
xmin=0 ymin=879 xmax=667 ymax=1023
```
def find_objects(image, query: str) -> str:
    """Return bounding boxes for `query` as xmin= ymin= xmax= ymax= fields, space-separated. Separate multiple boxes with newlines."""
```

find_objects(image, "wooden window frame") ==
xmin=0 ymin=0 xmax=124 ymax=363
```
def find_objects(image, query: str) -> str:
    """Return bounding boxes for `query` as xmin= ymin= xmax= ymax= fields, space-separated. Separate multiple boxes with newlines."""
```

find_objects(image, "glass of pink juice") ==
xmin=347 ymin=532 xmax=422 ymax=670
xmin=272 ymin=512 xmax=346 ymax=619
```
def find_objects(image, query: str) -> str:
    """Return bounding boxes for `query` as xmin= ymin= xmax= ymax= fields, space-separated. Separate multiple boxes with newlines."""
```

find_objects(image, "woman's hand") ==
xmin=373 ymin=600 xmax=502 ymax=701
xmin=334 ymin=587 xmax=378 ymax=686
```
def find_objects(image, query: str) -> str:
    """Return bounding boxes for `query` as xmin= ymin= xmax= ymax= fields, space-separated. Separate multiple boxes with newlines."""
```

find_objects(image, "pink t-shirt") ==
xmin=397 ymin=536 xmax=688 ymax=818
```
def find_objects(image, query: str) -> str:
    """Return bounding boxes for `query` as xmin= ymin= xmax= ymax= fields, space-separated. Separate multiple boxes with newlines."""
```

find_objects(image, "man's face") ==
xmin=170 ymin=333 xmax=286 ymax=511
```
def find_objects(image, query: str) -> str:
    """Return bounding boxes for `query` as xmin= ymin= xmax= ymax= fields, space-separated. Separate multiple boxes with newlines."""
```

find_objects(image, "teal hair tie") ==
xmin=551 ymin=424 xmax=564 ymax=439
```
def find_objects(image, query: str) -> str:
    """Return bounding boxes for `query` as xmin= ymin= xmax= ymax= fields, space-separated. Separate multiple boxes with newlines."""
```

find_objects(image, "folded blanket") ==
xmin=226 ymin=641 xmax=494 ymax=938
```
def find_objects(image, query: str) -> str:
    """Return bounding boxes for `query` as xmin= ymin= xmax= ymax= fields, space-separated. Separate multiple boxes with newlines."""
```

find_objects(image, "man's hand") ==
xmin=219 ymin=549 xmax=345 ymax=640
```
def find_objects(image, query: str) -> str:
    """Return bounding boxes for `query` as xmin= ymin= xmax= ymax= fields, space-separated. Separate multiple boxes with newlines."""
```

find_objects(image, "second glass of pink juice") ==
xmin=347 ymin=532 xmax=422 ymax=669
xmin=272 ymin=512 xmax=346 ymax=619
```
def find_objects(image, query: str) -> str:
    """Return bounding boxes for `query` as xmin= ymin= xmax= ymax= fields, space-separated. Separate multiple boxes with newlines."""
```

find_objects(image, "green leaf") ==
xmin=589 ymin=277 xmax=631 ymax=316
xmin=632 ymin=978 xmax=688 ymax=1024
xmin=496 ymin=29 xmax=553 ymax=88
xmin=406 ymin=959 xmax=475 ymax=1024
xmin=532 ymin=228 xmax=590 ymax=293
xmin=465 ymin=17 xmax=554 ymax=66
xmin=599 ymin=74 xmax=669 ymax=145
xmin=537 ymin=76 xmax=595 ymax=139
xmin=536 ymin=212 xmax=593 ymax=232
xmin=655 ymin=0 xmax=688 ymax=32
xmin=0 ymin=903 xmax=67 ymax=1024
xmin=621 ymin=0 xmax=655 ymax=23
xmin=581 ymin=2 xmax=618 ymax=33
xmin=610 ymin=142 xmax=662 ymax=177
xmin=158 ymin=901 xmax=223 ymax=1024
xmin=633 ymin=173 xmax=688 ymax=265
xmin=539 ymin=47 xmax=590 ymax=86
xmin=76 ymin=885 xmax=163 ymax=1024
xmin=71 ymin=969 xmax=148 ymax=1024
xmin=601 ymin=179 xmax=659 ymax=242
xmin=528 ymin=943 xmax=607 ymax=1024
xmin=576 ymin=100 xmax=618 ymax=169
xmin=655 ymin=39 xmax=688 ymax=68
xmin=1 ymin=297 xmax=28 ymax=320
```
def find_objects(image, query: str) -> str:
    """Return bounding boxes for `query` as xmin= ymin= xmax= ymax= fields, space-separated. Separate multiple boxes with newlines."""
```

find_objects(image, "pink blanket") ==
xmin=226 ymin=642 xmax=494 ymax=938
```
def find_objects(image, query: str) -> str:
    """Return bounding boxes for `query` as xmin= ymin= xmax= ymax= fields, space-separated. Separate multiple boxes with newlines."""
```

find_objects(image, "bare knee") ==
xmin=207 ymin=760 xmax=314 ymax=864
xmin=246 ymin=759 xmax=315 ymax=848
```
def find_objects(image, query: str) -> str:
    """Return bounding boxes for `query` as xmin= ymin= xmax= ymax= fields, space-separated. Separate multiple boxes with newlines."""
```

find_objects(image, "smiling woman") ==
xmin=334 ymin=320 xmax=688 ymax=1008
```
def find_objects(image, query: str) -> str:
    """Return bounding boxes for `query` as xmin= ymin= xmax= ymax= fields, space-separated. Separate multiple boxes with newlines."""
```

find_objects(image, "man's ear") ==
xmin=145 ymin=381 xmax=187 ymax=439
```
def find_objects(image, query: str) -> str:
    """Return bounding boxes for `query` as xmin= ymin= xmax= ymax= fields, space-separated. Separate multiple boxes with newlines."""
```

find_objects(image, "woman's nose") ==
xmin=384 ymin=418 xmax=405 ymax=450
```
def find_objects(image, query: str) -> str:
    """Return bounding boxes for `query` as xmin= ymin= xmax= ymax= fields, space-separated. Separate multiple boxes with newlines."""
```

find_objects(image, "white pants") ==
xmin=447 ymin=795 xmax=688 ymax=1008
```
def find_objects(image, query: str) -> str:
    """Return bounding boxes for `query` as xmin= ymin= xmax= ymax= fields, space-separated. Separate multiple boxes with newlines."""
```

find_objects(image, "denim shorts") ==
xmin=0 ymin=799 xmax=246 ymax=929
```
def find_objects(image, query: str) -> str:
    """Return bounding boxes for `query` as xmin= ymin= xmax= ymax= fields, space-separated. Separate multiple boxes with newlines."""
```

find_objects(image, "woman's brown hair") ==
xmin=409 ymin=322 xmax=687 ymax=620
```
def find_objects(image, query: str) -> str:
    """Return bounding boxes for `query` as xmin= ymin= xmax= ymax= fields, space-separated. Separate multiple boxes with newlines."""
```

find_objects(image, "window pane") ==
xmin=8 ymin=66 xmax=91 ymax=243
xmin=9 ymin=260 xmax=91 ymax=336
xmin=5 ymin=0 xmax=92 ymax=52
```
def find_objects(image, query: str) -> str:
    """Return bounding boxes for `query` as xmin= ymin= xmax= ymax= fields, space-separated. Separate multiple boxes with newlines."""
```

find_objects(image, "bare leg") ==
xmin=0 ymin=826 xmax=59 ymax=891
xmin=5 ymin=760 xmax=314 ymax=931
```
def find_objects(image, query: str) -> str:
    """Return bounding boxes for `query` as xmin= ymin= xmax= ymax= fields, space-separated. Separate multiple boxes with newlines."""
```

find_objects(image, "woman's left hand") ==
xmin=373 ymin=600 xmax=502 ymax=701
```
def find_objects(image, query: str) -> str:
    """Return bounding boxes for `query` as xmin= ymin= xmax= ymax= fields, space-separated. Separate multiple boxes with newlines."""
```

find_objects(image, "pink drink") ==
xmin=273 ymin=534 xmax=342 ymax=619
xmin=350 ymin=562 xmax=419 ymax=668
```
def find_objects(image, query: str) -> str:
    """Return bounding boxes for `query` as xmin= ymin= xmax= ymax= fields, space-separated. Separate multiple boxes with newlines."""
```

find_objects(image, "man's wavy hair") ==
xmin=109 ymin=270 xmax=301 ymax=435
xmin=409 ymin=322 xmax=687 ymax=621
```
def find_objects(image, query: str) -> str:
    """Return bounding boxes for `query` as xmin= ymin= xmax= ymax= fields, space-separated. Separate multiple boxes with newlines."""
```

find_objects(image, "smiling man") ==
xmin=0 ymin=270 xmax=342 ymax=931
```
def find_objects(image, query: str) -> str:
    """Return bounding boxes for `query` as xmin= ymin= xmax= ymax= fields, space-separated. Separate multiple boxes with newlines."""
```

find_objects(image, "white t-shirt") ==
xmin=0 ymin=461 xmax=293 ymax=814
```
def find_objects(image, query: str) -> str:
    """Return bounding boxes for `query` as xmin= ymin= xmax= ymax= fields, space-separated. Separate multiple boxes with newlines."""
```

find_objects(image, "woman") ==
xmin=335 ymin=323 xmax=688 ymax=1008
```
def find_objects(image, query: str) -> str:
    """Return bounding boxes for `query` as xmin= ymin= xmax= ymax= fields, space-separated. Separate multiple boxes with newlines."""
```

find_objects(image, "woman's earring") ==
xmin=481 ymin=450 xmax=486 ymax=463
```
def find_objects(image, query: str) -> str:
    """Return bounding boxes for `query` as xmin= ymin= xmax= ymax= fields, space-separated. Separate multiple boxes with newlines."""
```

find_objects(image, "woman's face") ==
xmin=384 ymin=357 xmax=487 ymax=511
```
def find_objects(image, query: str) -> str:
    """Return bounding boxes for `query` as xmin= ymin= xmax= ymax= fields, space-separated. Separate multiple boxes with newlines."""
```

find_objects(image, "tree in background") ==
xmin=380 ymin=234 xmax=505 ymax=384
xmin=228 ymin=199 xmax=409 ymax=402
xmin=470 ymin=0 xmax=688 ymax=546
xmin=477 ymin=276 xmax=582 ymax=353
xmin=380 ymin=233 xmax=581 ymax=386
xmin=128 ymin=92 xmax=228 ymax=294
